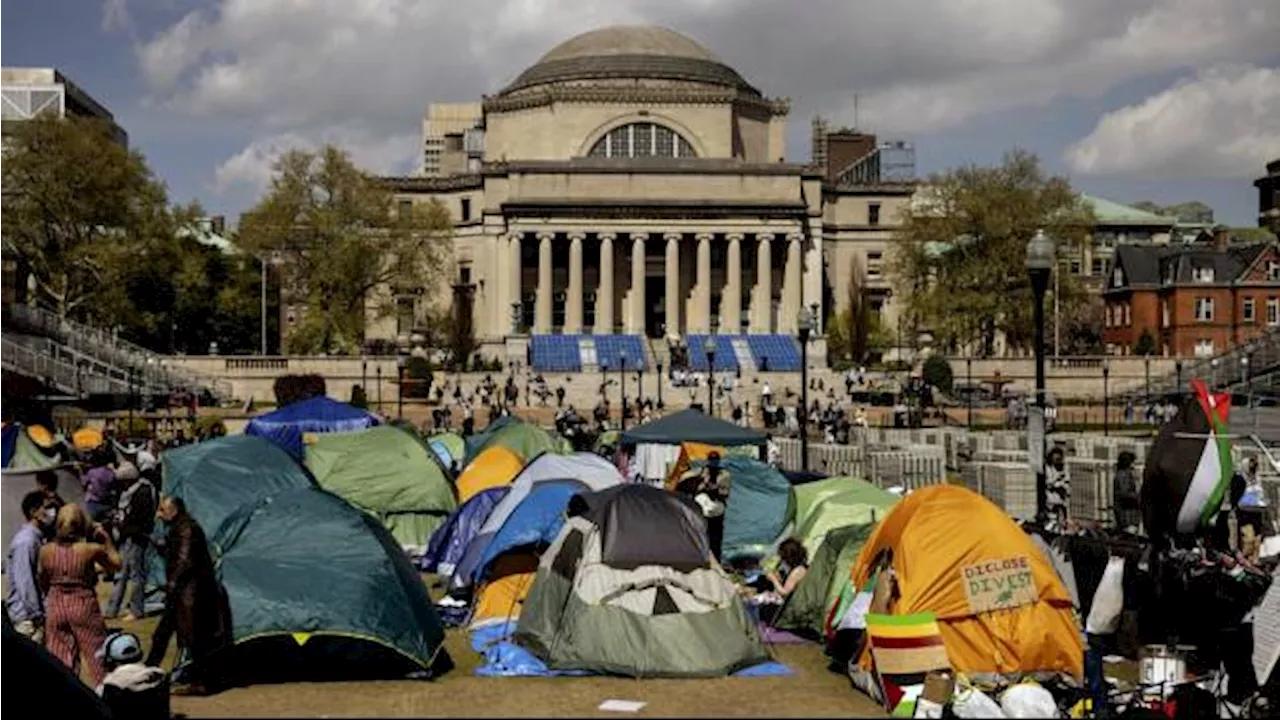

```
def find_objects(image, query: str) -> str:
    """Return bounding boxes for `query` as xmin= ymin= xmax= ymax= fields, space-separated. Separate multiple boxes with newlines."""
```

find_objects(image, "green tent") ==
xmin=162 ymin=435 xmax=317 ymax=539
xmin=792 ymin=476 xmax=898 ymax=558
xmin=468 ymin=421 xmax=570 ymax=463
xmin=305 ymin=426 xmax=457 ymax=551
xmin=428 ymin=432 xmax=466 ymax=468
xmin=206 ymin=487 xmax=452 ymax=683
xmin=773 ymin=524 xmax=876 ymax=637
xmin=463 ymin=415 xmax=519 ymax=461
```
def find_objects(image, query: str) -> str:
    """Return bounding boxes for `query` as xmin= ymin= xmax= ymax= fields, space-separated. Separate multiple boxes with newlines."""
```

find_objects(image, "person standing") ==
xmin=1111 ymin=451 xmax=1141 ymax=532
xmin=1043 ymin=447 xmax=1070 ymax=534
xmin=39 ymin=504 xmax=120 ymax=686
xmin=82 ymin=449 xmax=118 ymax=524
xmin=104 ymin=470 xmax=157 ymax=621
xmin=676 ymin=453 xmax=730 ymax=562
xmin=36 ymin=470 xmax=66 ymax=511
xmin=6 ymin=491 xmax=55 ymax=641
xmin=146 ymin=497 xmax=231 ymax=695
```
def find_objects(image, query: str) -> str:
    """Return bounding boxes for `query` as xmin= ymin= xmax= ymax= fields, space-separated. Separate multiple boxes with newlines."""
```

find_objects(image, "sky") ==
xmin=4 ymin=0 xmax=1278 ymax=227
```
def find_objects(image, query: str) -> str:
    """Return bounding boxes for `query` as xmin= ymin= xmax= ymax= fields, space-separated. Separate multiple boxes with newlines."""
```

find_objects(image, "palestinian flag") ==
xmin=865 ymin=612 xmax=950 ymax=711
xmin=1141 ymin=378 xmax=1233 ymax=540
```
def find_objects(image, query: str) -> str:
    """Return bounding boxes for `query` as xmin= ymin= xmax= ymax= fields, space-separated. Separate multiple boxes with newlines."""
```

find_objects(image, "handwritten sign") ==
xmin=961 ymin=556 xmax=1036 ymax=614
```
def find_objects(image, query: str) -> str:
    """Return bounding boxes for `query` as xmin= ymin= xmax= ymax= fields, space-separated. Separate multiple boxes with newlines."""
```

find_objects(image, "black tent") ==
xmin=3 ymin=615 xmax=114 ymax=719
xmin=619 ymin=409 xmax=767 ymax=447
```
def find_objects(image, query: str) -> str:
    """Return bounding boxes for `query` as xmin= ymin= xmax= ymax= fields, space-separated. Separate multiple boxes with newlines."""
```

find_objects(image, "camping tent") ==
xmin=304 ymin=425 xmax=457 ymax=552
xmin=468 ymin=421 xmax=569 ymax=464
xmin=162 ymin=435 xmax=317 ymax=539
xmin=421 ymin=486 xmax=508 ymax=577
xmin=515 ymin=484 xmax=770 ymax=677
xmin=428 ymin=432 xmax=466 ymax=473
xmin=463 ymin=415 xmax=519 ymax=461
xmin=4 ymin=616 xmax=114 ymax=719
xmin=455 ymin=446 xmax=525 ymax=504
xmin=791 ymin=476 xmax=897 ymax=558
xmin=2 ymin=426 xmax=82 ymax=565
xmin=204 ymin=487 xmax=452 ymax=683
xmin=686 ymin=456 xmax=794 ymax=560
xmin=620 ymin=409 xmax=767 ymax=447
xmin=774 ymin=524 xmax=877 ymax=638
xmin=847 ymin=485 xmax=1083 ymax=690
xmin=244 ymin=396 xmax=380 ymax=460
xmin=453 ymin=453 xmax=623 ymax=589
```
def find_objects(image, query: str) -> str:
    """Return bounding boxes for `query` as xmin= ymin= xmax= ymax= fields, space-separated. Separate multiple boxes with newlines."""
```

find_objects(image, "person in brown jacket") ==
xmin=145 ymin=496 xmax=231 ymax=695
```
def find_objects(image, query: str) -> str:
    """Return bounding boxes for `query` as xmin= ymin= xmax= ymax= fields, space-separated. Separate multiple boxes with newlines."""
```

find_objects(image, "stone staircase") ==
xmin=730 ymin=337 xmax=757 ymax=372
xmin=579 ymin=337 xmax=599 ymax=373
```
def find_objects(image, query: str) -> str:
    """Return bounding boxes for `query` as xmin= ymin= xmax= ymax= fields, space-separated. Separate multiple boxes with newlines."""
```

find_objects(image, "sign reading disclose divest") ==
xmin=961 ymin=556 xmax=1036 ymax=614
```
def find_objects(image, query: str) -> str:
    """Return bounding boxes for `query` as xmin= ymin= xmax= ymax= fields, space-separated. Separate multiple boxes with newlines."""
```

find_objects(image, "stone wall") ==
xmin=947 ymin=355 xmax=1180 ymax=399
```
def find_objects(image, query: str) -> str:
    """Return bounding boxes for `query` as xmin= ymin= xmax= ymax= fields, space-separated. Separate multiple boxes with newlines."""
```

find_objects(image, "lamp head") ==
xmin=1024 ymin=229 xmax=1054 ymax=273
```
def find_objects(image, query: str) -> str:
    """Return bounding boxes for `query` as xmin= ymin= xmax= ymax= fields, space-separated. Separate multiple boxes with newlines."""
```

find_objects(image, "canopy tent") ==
xmin=2 ymin=427 xmax=83 ymax=566
xmin=620 ymin=409 xmax=767 ymax=447
xmin=468 ymin=421 xmax=570 ymax=465
xmin=774 ymin=524 xmax=877 ymax=639
xmin=304 ymin=426 xmax=457 ymax=552
xmin=686 ymin=456 xmax=794 ymax=560
xmin=847 ymin=485 xmax=1082 ymax=692
xmin=244 ymin=396 xmax=380 ymax=460
xmin=421 ymin=486 xmax=509 ymax=577
xmin=162 ymin=435 xmax=317 ymax=540
xmin=515 ymin=484 xmax=769 ymax=677
xmin=455 ymin=446 xmax=525 ymax=504
xmin=791 ymin=476 xmax=898 ymax=558
xmin=204 ymin=487 xmax=452 ymax=684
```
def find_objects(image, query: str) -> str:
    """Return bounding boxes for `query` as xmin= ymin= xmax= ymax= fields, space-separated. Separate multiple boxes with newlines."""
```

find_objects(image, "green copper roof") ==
xmin=1081 ymin=194 xmax=1178 ymax=228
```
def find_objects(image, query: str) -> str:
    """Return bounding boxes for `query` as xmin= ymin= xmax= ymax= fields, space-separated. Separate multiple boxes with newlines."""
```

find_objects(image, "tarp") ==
xmin=792 ymin=476 xmax=898 ymax=558
xmin=304 ymin=426 xmax=457 ymax=551
xmin=162 ymin=435 xmax=317 ymax=541
xmin=849 ymin=484 xmax=1083 ymax=682
xmin=620 ymin=408 xmax=767 ymax=447
xmin=456 ymin=446 xmax=525 ymax=504
xmin=421 ymin=486 xmax=508 ymax=576
xmin=206 ymin=487 xmax=452 ymax=683
xmin=688 ymin=456 xmax=794 ymax=560
xmin=245 ymin=396 xmax=380 ymax=460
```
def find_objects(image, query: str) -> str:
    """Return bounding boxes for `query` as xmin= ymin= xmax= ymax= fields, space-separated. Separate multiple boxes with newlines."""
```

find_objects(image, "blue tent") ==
xmin=1 ymin=424 xmax=18 ymax=468
xmin=421 ymin=486 xmax=508 ymax=576
xmin=467 ymin=479 xmax=588 ymax=586
xmin=245 ymin=396 xmax=380 ymax=460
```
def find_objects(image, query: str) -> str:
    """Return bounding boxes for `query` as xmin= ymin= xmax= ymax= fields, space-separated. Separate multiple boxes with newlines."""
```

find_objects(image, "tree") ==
xmin=886 ymin=150 xmax=1095 ymax=356
xmin=1231 ymin=227 xmax=1279 ymax=243
xmin=2 ymin=113 xmax=191 ymax=323
xmin=922 ymin=354 xmax=953 ymax=393
xmin=235 ymin=146 xmax=452 ymax=354
xmin=1132 ymin=200 xmax=1214 ymax=224
xmin=1060 ymin=294 xmax=1105 ymax=355
xmin=1134 ymin=328 xmax=1157 ymax=356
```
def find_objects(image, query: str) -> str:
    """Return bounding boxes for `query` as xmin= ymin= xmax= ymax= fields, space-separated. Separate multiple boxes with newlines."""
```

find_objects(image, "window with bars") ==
xmin=587 ymin=122 xmax=697 ymax=158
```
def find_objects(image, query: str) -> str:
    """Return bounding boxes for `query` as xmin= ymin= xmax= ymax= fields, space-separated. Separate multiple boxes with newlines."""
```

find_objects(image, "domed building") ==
xmin=379 ymin=25 xmax=916 ymax=370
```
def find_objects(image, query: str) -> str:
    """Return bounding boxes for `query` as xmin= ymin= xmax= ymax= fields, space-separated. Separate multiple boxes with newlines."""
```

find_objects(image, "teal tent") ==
xmin=206 ymin=487 xmax=452 ymax=683
xmin=162 ymin=435 xmax=317 ymax=539
xmin=690 ymin=456 xmax=794 ymax=560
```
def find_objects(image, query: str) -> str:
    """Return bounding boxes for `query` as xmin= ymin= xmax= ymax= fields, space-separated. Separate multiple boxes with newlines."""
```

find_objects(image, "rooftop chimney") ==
xmin=1212 ymin=224 xmax=1232 ymax=250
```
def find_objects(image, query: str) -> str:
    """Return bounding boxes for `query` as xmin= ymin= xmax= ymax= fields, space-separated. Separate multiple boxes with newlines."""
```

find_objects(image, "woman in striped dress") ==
xmin=38 ymin=503 xmax=121 ymax=685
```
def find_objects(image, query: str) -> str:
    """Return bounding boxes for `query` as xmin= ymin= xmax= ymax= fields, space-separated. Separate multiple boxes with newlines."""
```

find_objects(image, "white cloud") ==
xmin=1065 ymin=65 xmax=1280 ymax=178
xmin=214 ymin=127 xmax=419 ymax=195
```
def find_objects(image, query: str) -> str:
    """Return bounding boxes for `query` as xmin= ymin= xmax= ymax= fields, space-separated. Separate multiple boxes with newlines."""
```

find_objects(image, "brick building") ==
xmin=1103 ymin=229 xmax=1280 ymax=358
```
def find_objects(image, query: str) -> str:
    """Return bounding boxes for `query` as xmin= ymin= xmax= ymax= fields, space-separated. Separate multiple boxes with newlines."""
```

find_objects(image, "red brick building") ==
xmin=1103 ymin=230 xmax=1280 ymax=358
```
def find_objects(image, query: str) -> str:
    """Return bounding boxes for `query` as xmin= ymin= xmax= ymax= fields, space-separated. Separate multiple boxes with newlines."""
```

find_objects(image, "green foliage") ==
xmin=886 ymin=150 xmax=1095 ymax=356
xmin=1231 ymin=227 xmax=1279 ymax=243
xmin=1131 ymin=200 xmax=1214 ymax=224
xmin=1135 ymin=328 xmax=1157 ymax=356
xmin=922 ymin=355 xmax=954 ymax=392
xmin=273 ymin=374 xmax=326 ymax=408
xmin=236 ymin=146 xmax=453 ymax=355
xmin=350 ymin=384 xmax=368 ymax=408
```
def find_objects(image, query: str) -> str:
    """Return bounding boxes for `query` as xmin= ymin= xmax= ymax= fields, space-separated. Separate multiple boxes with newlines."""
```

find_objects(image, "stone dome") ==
xmin=499 ymin=25 xmax=760 ymax=97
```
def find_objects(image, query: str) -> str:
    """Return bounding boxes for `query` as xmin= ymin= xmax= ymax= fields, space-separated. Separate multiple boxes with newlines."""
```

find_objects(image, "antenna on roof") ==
xmin=853 ymin=94 xmax=859 ymax=130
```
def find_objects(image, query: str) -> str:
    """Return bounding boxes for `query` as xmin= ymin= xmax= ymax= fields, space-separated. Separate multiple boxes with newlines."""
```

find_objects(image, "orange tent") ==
xmin=27 ymin=425 xmax=56 ymax=449
xmin=664 ymin=441 xmax=725 ymax=490
xmin=848 ymin=485 xmax=1082 ymax=683
xmin=456 ymin=446 xmax=525 ymax=503
xmin=470 ymin=552 xmax=539 ymax=628
xmin=72 ymin=427 xmax=105 ymax=452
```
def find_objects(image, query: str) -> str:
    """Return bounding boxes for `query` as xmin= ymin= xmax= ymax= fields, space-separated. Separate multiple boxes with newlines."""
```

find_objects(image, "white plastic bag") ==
xmin=1085 ymin=556 xmax=1125 ymax=635
xmin=999 ymin=683 xmax=1059 ymax=718
xmin=951 ymin=687 xmax=1007 ymax=718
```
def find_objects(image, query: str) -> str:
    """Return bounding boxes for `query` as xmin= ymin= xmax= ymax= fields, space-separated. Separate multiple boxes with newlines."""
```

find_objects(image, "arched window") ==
xmin=587 ymin=122 xmax=696 ymax=158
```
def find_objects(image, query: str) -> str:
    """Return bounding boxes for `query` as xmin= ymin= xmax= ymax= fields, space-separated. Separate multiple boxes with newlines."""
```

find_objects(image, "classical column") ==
xmin=784 ymin=232 xmax=803 ymax=332
xmin=508 ymin=232 xmax=522 ymax=333
xmin=565 ymin=232 xmax=584 ymax=334
xmin=695 ymin=233 xmax=713 ymax=333
xmin=665 ymin=233 xmax=681 ymax=337
xmin=597 ymin=233 xmax=615 ymax=334
xmin=535 ymin=231 xmax=553 ymax=334
xmin=755 ymin=233 xmax=774 ymax=332
xmin=724 ymin=233 xmax=743 ymax=334
xmin=629 ymin=233 xmax=647 ymax=335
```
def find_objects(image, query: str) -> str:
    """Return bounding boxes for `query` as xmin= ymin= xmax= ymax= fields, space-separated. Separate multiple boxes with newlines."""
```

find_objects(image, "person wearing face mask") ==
xmin=145 ymin=496 xmax=231 ymax=695
xmin=6 ymin=491 xmax=56 ymax=641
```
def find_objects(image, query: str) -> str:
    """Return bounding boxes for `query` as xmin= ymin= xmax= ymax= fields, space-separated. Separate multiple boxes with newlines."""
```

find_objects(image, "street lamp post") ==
xmin=397 ymin=355 xmax=407 ymax=420
xmin=1144 ymin=356 xmax=1151 ymax=404
xmin=1211 ymin=357 xmax=1220 ymax=390
xmin=1102 ymin=362 xmax=1110 ymax=437
xmin=1243 ymin=352 xmax=1254 ymax=432
xmin=798 ymin=308 xmax=815 ymax=472
xmin=1175 ymin=359 xmax=1184 ymax=394
xmin=704 ymin=336 xmax=717 ymax=417
xmin=362 ymin=360 xmax=368 ymax=401
xmin=966 ymin=357 xmax=974 ymax=431
xmin=376 ymin=365 xmax=383 ymax=413
xmin=1025 ymin=229 xmax=1054 ymax=523
xmin=620 ymin=351 xmax=628 ymax=431
xmin=656 ymin=360 xmax=664 ymax=409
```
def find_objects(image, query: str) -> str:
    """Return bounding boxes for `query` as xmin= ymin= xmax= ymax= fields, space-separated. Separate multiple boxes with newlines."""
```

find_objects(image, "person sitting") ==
xmin=754 ymin=538 xmax=809 ymax=626
xmin=96 ymin=631 xmax=169 ymax=720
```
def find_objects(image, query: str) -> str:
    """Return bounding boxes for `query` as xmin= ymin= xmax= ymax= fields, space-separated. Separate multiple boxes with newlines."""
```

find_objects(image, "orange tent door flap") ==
xmin=456 ymin=446 xmax=525 ymax=503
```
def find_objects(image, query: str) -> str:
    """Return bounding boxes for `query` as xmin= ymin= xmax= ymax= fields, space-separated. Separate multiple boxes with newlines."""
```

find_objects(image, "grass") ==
xmin=85 ymin=580 xmax=887 ymax=718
